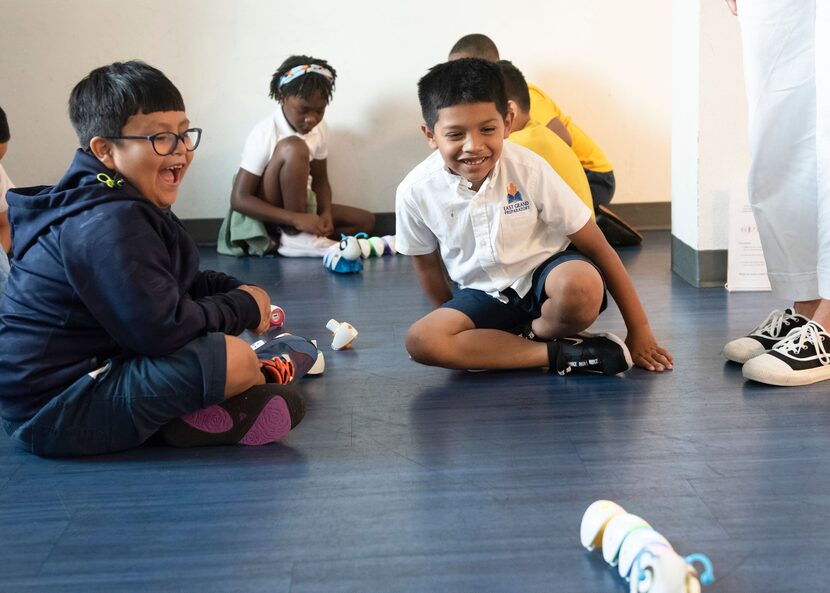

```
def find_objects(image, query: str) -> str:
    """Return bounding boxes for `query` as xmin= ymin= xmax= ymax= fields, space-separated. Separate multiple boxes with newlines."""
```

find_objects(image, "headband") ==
xmin=278 ymin=64 xmax=334 ymax=88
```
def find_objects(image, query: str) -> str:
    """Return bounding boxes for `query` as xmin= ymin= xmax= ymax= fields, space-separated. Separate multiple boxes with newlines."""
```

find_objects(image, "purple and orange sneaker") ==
xmin=161 ymin=384 xmax=304 ymax=447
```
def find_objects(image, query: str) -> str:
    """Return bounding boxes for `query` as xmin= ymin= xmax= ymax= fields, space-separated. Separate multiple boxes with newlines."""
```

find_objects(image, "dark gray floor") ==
xmin=2 ymin=231 xmax=828 ymax=593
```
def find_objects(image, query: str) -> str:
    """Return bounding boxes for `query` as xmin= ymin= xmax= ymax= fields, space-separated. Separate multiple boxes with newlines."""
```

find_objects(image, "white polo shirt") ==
xmin=395 ymin=141 xmax=591 ymax=300
xmin=239 ymin=107 xmax=329 ymax=176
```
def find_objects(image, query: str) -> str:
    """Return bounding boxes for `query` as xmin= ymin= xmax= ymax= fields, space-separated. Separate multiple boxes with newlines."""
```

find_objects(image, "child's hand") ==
xmin=238 ymin=284 xmax=271 ymax=334
xmin=319 ymin=212 xmax=334 ymax=237
xmin=625 ymin=326 xmax=673 ymax=372
xmin=293 ymin=212 xmax=331 ymax=237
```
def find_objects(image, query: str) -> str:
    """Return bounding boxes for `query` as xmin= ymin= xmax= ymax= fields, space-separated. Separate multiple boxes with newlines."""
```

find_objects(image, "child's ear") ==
xmin=89 ymin=136 xmax=117 ymax=170
xmin=503 ymin=109 xmax=515 ymax=137
xmin=420 ymin=123 xmax=438 ymax=150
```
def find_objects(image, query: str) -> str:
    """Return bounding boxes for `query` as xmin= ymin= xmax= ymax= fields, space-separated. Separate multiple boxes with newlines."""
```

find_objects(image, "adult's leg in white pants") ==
xmin=739 ymin=0 xmax=818 ymax=302
xmin=816 ymin=2 xmax=830 ymax=298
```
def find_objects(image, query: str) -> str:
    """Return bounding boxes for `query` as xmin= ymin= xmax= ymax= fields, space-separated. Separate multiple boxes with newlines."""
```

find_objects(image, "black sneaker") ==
xmin=723 ymin=308 xmax=810 ymax=364
xmin=742 ymin=321 xmax=830 ymax=386
xmin=547 ymin=332 xmax=633 ymax=376
xmin=595 ymin=205 xmax=643 ymax=247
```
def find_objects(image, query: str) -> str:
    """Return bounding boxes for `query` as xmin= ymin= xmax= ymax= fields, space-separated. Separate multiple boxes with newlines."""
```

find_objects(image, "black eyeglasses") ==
xmin=106 ymin=128 xmax=202 ymax=156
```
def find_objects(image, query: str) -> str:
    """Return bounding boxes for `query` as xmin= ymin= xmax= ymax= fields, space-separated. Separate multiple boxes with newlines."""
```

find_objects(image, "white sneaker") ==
xmin=278 ymin=232 xmax=336 ymax=257
xmin=742 ymin=321 xmax=830 ymax=386
xmin=723 ymin=308 xmax=810 ymax=364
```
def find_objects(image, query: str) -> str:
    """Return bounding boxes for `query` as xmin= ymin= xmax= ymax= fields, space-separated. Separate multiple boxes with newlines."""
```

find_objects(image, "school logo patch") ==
xmin=504 ymin=182 xmax=530 ymax=214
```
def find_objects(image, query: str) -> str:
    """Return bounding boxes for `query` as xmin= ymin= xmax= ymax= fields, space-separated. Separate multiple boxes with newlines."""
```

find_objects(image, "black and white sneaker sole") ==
xmin=742 ymin=353 xmax=830 ymax=386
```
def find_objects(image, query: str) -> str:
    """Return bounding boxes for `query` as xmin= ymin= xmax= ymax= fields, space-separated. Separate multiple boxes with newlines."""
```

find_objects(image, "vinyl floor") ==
xmin=1 ymin=231 xmax=828 ymax=593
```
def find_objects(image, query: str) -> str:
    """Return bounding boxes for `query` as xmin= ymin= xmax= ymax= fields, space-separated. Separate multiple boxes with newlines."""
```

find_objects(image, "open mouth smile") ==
xmin=160 ymin=163 xmax=185 ymax=185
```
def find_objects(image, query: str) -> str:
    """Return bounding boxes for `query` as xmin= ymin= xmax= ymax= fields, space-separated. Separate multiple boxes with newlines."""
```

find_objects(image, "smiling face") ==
xmin=422 ymin=102 xmax=512 ymax=191
xmin=94 ymin=111 xmax=193 ymax=209
xmin=281 ymin=91 xmax=328 ymax=135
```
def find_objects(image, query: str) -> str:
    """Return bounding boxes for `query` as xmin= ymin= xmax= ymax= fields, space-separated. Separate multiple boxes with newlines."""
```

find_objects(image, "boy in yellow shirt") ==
xmin=499 ymin=60 xmax=594 ymax=218
xmin=449 ymin=34 xmax=642 ymax=246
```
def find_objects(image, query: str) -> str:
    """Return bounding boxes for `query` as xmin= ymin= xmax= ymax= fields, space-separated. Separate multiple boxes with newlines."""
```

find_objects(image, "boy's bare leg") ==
xmin=224 ymin=335 xmax=264 ymax=397
xmin=329 ymin=204 xmax=376 ymax=238
xmin=406 ymin=308 xmax=549 ymax=370
xmin=406 ymin=260 xmax=605 ymax=370
xmin=531 ymin=260 xmax=605 ymax=339
xmin=259 ymin=136 xmax=311 ymax=213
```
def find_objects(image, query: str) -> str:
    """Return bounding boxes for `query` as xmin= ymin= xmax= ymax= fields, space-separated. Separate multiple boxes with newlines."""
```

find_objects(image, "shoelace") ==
xmin=774 ymin=322 xmax=830 ymax=364
xmin=753 ymin=308 xmax=799 ymax=338
xmin=260 ymin=354 xmax=295 ymax=384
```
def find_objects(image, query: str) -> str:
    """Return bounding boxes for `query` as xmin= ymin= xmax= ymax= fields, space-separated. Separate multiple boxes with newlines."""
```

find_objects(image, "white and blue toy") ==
xmin=323 ymin=235 xmax=364 ymax=274
xmin=580 ymin=500 xmax=714 ymax=593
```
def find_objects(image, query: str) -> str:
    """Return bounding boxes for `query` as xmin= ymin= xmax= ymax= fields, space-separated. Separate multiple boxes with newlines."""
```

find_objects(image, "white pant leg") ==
xmin=739 ymin=0 xmax=818 ymax=301
xmin=816 ymin=2 xmax=830 ymax=297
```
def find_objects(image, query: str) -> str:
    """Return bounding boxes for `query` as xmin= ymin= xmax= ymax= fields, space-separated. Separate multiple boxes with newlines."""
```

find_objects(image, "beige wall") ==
xmin=0 ymin=0 xmax=671 ymax=219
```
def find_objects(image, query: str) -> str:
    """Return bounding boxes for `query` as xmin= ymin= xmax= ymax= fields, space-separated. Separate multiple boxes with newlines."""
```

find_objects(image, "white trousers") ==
xmin=740 ymin=0 xmax=830 ymax=301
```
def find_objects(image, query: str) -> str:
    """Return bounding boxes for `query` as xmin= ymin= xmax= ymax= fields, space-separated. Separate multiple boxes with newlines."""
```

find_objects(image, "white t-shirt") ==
xmin=0 ymin=164 xmax=14 ymax=213
xmin=395 ymin=141 xmax=591 ymax=300
xmin=239 ymin=107 xmax=329 ymax=176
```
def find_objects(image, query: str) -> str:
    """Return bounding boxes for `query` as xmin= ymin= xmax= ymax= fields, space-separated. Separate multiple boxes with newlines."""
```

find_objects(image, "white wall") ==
xmin=0 ymin=0 xmax=671 ymax=220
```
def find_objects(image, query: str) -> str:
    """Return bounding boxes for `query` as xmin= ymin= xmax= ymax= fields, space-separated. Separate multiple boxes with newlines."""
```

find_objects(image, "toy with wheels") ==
xmin=324 ymin=235 xmax=364 ymax=274
xmin=580 ymin=500 xmax=714 ymax=593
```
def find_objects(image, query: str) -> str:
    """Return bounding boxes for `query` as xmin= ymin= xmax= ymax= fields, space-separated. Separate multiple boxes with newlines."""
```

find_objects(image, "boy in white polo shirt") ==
xmin=396 ymin=59 xmax=672 ymax=375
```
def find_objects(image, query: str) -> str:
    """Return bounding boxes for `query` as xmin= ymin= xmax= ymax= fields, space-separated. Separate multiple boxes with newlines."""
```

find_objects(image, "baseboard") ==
xmin=609 ymin=202 xmax=670 ymax=231
xmin=671 ymin=235 xmax=727 ymax=288
xmin=181 ymin=202 xmax=670 ymax=246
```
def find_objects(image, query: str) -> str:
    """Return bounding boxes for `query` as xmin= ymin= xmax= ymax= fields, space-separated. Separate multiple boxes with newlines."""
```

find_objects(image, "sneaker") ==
xmin=260 ymin=354 xmax=295 ymax=383
xmin=742 ymin=321 xmax=830 ymax=386
xmin=547 ymin=332 xmax=633 ymax=376
xmin=278 ymin=231 xmax=337 ymax=257
xmin=723 ymin=308 xmax=810 ymax=364
xmin=161 ymin=383 xmax=305 ymax=447
xmin=595 ymin=205 xmax=643 ymax=247
xmin=255 ymin=333 xmax=320 ymax=382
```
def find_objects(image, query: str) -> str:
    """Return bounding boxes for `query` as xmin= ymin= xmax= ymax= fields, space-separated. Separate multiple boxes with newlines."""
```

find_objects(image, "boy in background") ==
xmin=396 ymin=59 xmax=671 ymax=374
xmin=498 ymin=60 xmax=594 ymax=217
xmin=448 ymin=34 xmax=642 ymax=246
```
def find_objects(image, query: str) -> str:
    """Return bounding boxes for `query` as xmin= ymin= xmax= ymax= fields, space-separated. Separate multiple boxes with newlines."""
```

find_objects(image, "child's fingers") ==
xmin=635 ymin=351 xmax=667 ymax=372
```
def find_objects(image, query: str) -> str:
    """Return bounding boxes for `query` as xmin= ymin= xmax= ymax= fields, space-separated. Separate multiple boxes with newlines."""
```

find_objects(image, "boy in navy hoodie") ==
xmin=0 ymin=61 xmax=314 ymax=456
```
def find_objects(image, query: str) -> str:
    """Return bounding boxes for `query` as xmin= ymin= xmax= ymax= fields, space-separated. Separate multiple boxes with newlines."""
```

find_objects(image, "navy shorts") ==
xmin=441 ymin=250 xmax=608 ymax=331
xmin=3 ymin=333 xmax=227 ymax=457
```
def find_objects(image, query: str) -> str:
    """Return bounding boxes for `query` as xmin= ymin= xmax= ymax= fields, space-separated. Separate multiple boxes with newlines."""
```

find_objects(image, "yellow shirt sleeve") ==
xmin=508 ymin=120 xmax=595 ymax=219
xmin=526 ymin=83 xmax=612 ymax=173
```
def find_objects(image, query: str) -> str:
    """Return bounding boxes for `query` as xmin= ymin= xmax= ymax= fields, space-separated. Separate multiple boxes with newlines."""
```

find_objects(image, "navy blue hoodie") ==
xmin=0 ymin=149 xmax=260 ymax=422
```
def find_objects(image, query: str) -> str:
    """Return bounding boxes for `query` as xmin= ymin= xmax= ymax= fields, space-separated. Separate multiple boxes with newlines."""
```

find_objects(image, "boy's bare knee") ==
xmin=405 ymin=322 xmax=441 ymax=366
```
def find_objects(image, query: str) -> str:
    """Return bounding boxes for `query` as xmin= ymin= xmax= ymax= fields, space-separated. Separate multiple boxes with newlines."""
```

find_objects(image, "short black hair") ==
xmin=269 ymin=55 xmax=337 ymax=103
xmin=68 ymin=61 xmax=185 ymax=149
xmin=0 ymin=106 xmax=9 ymax=143
xmin=449 ymin=34 xmax=500 ymax=62
xmin=498 ymin=60 xmax=531 ymax=113
xmin=418 ymin=58 xmax=508 ymax=131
